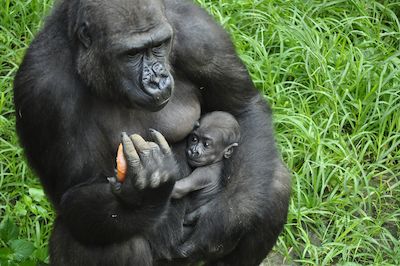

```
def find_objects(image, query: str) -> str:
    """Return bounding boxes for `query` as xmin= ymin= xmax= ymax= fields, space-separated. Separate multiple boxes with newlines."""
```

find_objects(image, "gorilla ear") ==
xmin=223 ymin=143 xmax=238 ymax=159
xmin=78 ymin=22 xmax=91 ymax=48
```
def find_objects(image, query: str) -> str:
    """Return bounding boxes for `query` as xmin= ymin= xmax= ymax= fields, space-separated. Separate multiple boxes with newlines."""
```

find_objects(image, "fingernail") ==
xmin=107 ymin=177 xmax=116 ymax=184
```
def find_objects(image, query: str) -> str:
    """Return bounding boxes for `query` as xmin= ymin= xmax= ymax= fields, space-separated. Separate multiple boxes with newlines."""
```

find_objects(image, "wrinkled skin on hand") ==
xmin=109 ymin=130 xmax=178 ymax=208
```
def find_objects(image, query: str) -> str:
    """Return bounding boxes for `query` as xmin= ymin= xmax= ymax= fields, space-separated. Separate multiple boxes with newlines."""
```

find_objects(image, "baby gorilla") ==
xmin=172 ymin=111 xmax=240 ymax=201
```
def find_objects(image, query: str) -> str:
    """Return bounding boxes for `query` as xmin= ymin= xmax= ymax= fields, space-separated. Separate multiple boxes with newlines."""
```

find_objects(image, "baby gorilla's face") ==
xmin=186 ymin=130 xmax=226 ymax=167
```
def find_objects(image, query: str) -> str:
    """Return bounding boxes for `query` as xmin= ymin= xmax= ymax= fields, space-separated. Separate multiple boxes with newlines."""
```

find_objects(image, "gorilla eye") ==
xmin=204 ymin=141 xmax=211 ymax=148
xmin=152 ymin=37 xmax=172 ymax=56
xmin=153 ymin=42 xmax=165 ymax=50
xmin=127 ymin=46 xmax=145 ymax=56
xmin=191 ymin=136 xmax=198 ymax=143
xmin=127 ymin=50 xmax=143 ymax=60
xmin=152 ymin=42 xmax=167 ymax=56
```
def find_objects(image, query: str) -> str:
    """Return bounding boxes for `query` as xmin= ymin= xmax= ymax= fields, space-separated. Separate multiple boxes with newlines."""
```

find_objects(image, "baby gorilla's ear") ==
xmin=193 ymin=121 xmax=200 ymax=129
xmin=223 ymin=143 xmax=238 ymax=159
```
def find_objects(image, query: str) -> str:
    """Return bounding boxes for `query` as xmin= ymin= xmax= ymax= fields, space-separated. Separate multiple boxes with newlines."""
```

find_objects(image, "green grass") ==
xmin=1 ymin=1 xmax=54 ymax=265
xmin=1 ymin=0 xmax=399 ymax=265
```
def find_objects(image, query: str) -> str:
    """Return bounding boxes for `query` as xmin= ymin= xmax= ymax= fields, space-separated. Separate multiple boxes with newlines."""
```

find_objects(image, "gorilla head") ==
xmin=187 ymin=112 xmax=241 ymax=167
xmin=69 ymin=0 xmax=174 ymax=111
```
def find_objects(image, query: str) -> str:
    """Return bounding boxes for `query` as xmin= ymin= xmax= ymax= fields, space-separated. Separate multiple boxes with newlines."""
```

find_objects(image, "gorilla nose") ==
xmin=152 ymin=62 xmax=164 ymax=73
xmin=189 ymin=148 xmax=200 ymax=158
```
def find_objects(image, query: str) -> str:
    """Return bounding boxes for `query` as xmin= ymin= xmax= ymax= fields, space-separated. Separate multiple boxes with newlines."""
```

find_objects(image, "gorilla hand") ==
xmin=177 ymin=198 xmax=241 ymax=261
xmin=109 ymin=130 xmax=178 ymax=208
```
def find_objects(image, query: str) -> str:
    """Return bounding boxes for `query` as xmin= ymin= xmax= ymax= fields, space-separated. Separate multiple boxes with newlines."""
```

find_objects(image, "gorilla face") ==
xmin=186 ymin=130 xmax=226 ymax=167
xmin=73 ymin=0 xmax=174 ymax=111
xmin=116 ymin=23 xmax=174 ymax=111
xmin=186 ymin=112 xmax=241 ymax=167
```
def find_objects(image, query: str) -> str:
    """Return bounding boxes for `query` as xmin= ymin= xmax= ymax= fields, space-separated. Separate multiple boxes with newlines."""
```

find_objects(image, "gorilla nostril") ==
xmin=153 ymin=62 xmax=163 ymax=72
xmin=190 ymin=148 xmax=199 ymax=157
xmin=159 ymin=77 xmax=171 ymax=91
xmin=143 ymin=66 xmax=152 ymax=77
xmin=143 ymin=76 xmax=150 ymax=83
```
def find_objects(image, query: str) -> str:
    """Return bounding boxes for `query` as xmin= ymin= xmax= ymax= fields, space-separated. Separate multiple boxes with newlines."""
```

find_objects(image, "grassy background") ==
xmin=1 ymin=0 xmax=399 ymax=265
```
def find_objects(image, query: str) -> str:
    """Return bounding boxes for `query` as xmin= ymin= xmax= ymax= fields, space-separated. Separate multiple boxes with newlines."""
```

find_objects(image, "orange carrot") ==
xmin=116 ymin=143 xmax=127 ymax=182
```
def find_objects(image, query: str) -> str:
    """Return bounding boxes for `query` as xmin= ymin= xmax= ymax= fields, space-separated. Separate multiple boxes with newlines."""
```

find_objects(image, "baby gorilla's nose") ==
xmin=188 ymin=147 xmax=200 ymax=158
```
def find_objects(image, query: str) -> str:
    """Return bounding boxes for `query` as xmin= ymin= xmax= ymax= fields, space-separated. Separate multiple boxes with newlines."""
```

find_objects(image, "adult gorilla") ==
xmin=14 ymin=0 xmax=291 ymax=265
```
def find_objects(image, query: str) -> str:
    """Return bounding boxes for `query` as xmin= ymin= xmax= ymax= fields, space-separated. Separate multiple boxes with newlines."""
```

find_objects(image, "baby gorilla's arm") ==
xmin=171 ymin=163 xmax=222 ymax=199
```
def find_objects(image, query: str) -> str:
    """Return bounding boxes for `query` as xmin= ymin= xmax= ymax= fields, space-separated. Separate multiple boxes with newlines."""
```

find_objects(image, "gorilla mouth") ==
xmin=155 ymin=97 xmax=170 ymax=106
xmin=146 ymin=86 xmax=171 ymax=103
xmin=140 ymin=73 xmax=173 ymax=111
xmin=122 ymin=85 xmax=169 ymax=111
xmin=151 ymin=96 xmax=170 ymax=110
xmin=187 ymin=158 xmax=206 ymax=167
xmin=143 ymin=86 xmax=171 ymax=108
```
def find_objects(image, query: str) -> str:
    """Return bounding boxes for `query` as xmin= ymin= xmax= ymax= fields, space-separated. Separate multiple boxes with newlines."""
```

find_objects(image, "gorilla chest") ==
xmin=98 ymin=82 xmax=202 ymax=145
xmin=136 ymin=92 xmax=202 ymax=143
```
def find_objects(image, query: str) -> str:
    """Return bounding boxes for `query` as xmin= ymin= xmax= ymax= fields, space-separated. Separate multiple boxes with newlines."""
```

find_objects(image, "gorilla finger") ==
xmin=149 ymin=128 xmax=171 ymax=155
xmin=135 ymin=175 xmax=147 ymax=190
xmin=121 ymin=132 xmax=141 ymax=168
xmin=171 ymin=188 xmax=183 ymax=199
xmin=160 ymin=171 xmax=171 ymax=183
xmin=147 ymin=141 xmax=160 ymax=151
xmin=149 ymin=170 xmax=162 ymax=188
xmin=107 ymin=177 xmax=121 ymax=193
xmin=147 ymin=141 xmax=164 ymax=164
xmin=130 ymin=134 xmax=152 ymax=160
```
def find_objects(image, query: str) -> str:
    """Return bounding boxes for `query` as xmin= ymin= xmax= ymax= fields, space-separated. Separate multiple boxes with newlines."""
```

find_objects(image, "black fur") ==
xmin=172 ymin=111 xmax=240 ymax=200
xmin=13 ymin=0 xmax=291 ymax=265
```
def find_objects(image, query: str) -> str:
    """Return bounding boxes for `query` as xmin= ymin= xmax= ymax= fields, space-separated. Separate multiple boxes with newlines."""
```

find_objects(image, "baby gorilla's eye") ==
xmin=191 ymin=136 xmax=198 ymax=143
xmin=204 ymin=141 xmax=211 ymax=148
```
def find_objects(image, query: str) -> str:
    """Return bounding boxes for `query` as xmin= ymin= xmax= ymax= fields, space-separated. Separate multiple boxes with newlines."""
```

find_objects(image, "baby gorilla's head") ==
xmin=186 ymin=111 xmax=240 ymax=167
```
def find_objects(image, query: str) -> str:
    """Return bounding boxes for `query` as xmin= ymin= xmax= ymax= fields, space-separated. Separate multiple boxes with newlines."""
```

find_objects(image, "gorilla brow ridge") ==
xmin=200 ymin=112 xmax=241 ymax=145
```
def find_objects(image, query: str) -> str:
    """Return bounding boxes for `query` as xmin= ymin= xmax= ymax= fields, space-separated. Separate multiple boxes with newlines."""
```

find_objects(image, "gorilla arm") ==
xmin=14 ymin=53 xmax=177 ymax=247
xmin=166 ymin=0 xmax=291 ymax=261
xmin=59 ymin=132 xmax=178 ymax=246
xmin=172 ymin=163 xmax=222 ymax=199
